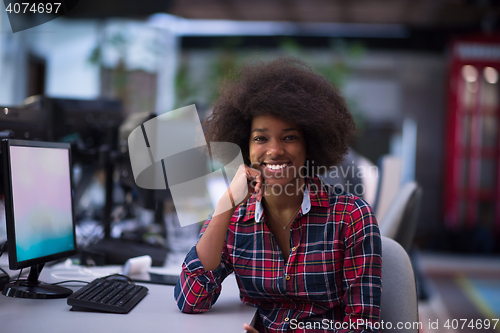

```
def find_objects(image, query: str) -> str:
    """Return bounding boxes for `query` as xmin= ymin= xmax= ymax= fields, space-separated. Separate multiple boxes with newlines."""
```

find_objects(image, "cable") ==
xmin=102 ymin=273 xmax=133 ymax=283
xmin=50 ymin=280 xmax=89 ymax=286
xmin=16 ymin=268 xmax=23 ymax=282
xmin=0 ymin=245 xmax=93 ymax=287
xmin=0 ymin=241 xmax=7 ymax=258
xmin=0 ymin=243 xmax=11 ymax=279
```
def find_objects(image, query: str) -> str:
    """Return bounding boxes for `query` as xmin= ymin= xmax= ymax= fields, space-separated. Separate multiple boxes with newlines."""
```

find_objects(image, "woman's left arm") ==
xmin=341 ymin=197 xmax=382 ymax=333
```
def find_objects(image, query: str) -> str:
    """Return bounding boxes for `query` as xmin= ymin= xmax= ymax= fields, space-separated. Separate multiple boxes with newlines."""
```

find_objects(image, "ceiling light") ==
xmin=484 ymin=67 xmax=498 ymax=84
xmin=461 ymin=65 xmax=478 ymax=83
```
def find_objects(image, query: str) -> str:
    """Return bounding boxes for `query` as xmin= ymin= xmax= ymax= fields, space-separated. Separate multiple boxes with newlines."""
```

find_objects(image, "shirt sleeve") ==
xmin=174 ymin=217 xmax=234 ymax=314
xmin=340 ymin=197 xmax=382 ymax=333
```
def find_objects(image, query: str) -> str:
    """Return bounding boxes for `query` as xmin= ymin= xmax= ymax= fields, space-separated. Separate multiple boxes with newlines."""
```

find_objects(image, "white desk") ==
xmin=0 ymin=263 xmax=257 ymax=333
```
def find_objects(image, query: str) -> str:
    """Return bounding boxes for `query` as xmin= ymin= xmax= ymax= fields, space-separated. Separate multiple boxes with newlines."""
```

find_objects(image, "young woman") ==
xmin=174 ymin=58 xmax=382 ymax=333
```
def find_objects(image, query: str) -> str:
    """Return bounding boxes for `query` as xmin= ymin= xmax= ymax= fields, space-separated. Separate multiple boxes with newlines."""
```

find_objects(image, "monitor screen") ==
xmin=2 ymin=139 xmax=77 ymax=270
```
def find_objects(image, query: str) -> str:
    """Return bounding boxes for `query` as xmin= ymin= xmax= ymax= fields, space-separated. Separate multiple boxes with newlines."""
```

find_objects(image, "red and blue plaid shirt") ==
xmin=175 ymin=177 xmax=382 ymax=332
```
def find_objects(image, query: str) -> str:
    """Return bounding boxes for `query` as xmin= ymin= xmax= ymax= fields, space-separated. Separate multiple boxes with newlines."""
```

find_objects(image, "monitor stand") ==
xmin=2 ymin=263 xmax=72 ymax=299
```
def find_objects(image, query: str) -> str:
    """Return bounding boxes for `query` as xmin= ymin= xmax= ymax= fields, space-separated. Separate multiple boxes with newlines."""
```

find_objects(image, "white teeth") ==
xmin=266 ymin=163 xmax=288 ymax=170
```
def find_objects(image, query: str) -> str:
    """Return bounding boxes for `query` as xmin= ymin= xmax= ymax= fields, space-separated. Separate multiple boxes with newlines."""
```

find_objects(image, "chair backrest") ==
xmin=380 ymin=236 xmax=419 ymax=333
xmin=374 ymin=155 xmax=402 ymax=222
xmin=392 ymin=184 xmax=422 ymax=251
xmin=379 ymin=181 xmax=422 ymax=251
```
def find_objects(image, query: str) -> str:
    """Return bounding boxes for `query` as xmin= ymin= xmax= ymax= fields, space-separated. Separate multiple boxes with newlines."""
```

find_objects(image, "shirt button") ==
xmin=292 ymin=247 xmax=296 ymax=252
xmin=285 ymin=317 xmax=289 ymax=322
xmin=286 ymin=275 xmax=291 ymax=280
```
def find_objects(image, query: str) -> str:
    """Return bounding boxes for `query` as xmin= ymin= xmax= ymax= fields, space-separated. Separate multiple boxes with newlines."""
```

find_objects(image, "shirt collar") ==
xmin=254 ymin=186 xmax=311 ymax=222
xmin=244 ymin=177 xmax=329 ymax=223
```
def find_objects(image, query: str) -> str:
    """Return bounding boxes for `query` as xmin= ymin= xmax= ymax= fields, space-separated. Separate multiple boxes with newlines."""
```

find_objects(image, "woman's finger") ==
xmin=250 ymin=170 xmax=263 ymax=202
xmin=255 ymin=176 xmax=265 ymax=202
xmin=244 ymin=166 xmax=265 ymax=201
xmin=260 ymin=182 xmax=266 ymax=202
xmin=243 ymin=323 xmax=259 ymax=333
xmin=245 ymin=165 xmax=261 ymax=180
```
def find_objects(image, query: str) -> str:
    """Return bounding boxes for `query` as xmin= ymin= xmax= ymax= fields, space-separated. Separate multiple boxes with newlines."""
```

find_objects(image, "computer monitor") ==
xmin=1 ymin=139 xmax=77 ymax=299
xmin=0 ymin=99 xmax=49 ymax=142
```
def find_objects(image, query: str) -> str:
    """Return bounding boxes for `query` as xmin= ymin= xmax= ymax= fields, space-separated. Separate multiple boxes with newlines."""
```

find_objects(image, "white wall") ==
xmin=28 ymin=18 xmax=101 ymax=99
xmin=0 ymin=15 xmax=178 ymax=112
xmin=0 ymin=6 xmax=28 ymax=105
xmin=0 ymin=15 xmax=101 ymax=104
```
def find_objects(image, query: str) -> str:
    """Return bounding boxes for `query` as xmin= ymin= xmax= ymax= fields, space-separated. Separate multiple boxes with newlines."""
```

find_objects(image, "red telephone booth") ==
xmin=444 ymin=34 xmax=500 ymax=244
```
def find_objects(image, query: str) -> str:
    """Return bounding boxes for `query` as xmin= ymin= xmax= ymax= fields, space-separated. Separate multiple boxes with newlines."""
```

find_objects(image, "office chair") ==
xmin=374 ymin=155 xmax=402 ymax=222
xmin=379 ymin=181 xmax=422 ymax=252
xmin=380 ymin=236 xmax=419 ymax=333
xmin=319 ymin=149 xmax=379 ymax=205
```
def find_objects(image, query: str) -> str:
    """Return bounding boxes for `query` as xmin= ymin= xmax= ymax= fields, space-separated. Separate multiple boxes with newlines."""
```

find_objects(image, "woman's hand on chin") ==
xmin=243 ymin=323 xmax=259 ymax=333
xmin=229 ymin=164 xmax=264 ymax=204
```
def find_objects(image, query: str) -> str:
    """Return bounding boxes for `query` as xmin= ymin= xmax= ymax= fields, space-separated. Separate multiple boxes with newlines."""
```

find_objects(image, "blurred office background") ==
xmin=0 ymin=0 xmax=500 ymax=331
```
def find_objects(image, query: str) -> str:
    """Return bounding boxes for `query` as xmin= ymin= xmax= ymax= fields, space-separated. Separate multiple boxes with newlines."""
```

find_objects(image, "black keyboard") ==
xmin=67 ymin=277 xmax=148 ymax=314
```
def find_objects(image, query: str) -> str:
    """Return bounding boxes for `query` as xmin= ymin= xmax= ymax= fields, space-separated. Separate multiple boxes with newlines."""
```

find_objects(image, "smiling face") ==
xmin=249 ymin=115 xmax=307 ymax=192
